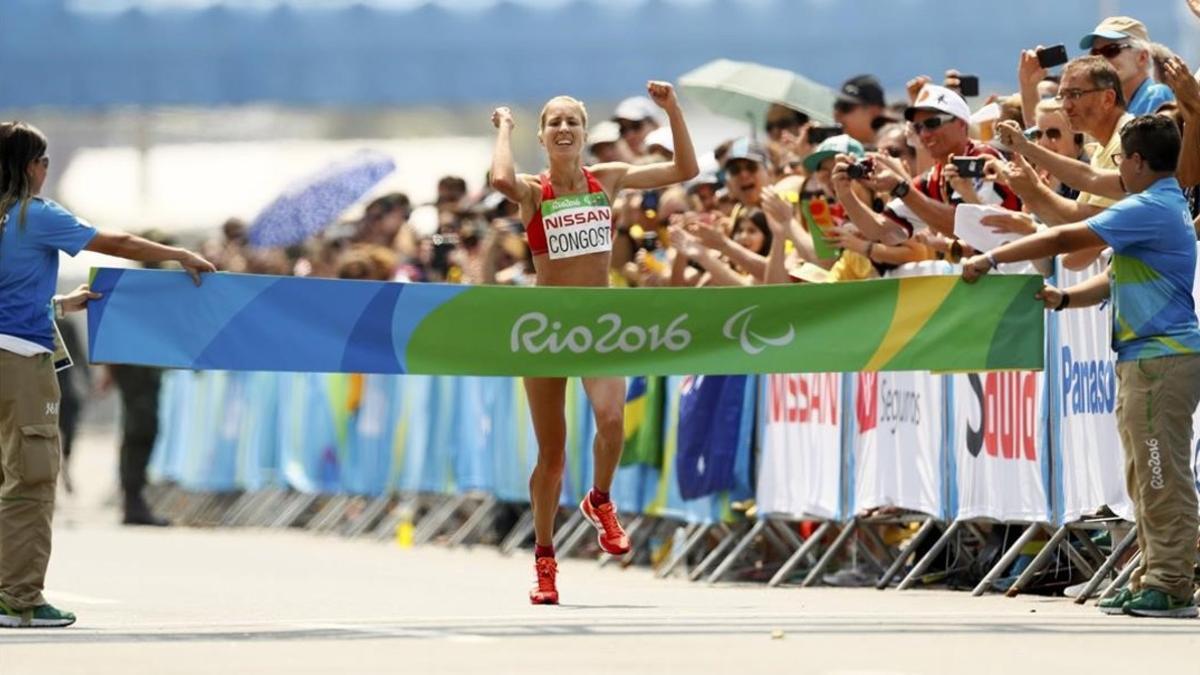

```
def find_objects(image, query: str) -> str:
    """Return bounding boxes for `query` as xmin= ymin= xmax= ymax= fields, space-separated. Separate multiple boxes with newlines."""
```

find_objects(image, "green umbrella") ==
xmin=677 ymin=58 xmax=837 ymax=129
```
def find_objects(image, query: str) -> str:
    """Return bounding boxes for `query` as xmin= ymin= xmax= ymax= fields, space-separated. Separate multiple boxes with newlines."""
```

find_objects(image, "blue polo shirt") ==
xmin=0 ymin=198 xmax=97 ymax=350
xmin=1086 ymin=177 xmax=1200 ymax=362
xmin=1126 ymin=78 xmax=1175 ymax=116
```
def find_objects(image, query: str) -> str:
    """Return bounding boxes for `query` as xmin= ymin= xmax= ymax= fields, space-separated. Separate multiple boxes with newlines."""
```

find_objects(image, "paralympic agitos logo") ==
xmin=722 ymin=306 xmax=795 ymax=355
xmin=965 ymin=372 xmax=1038 ymax=461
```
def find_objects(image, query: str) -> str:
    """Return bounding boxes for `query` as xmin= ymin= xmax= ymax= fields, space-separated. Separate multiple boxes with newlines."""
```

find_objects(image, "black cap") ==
xmin=837 ymin=74 xmax=886 ymax=108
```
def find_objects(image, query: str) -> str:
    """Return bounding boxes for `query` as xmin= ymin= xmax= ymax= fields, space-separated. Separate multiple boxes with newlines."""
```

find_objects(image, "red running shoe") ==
xmin=580 ymin=493 xmax=631 ymax=555
xmin=529 ymin=557 xmax=559 ymax=605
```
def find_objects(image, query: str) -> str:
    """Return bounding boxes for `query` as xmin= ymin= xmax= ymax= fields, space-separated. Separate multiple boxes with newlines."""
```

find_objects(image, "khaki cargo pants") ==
xmin=0 ymin=349 xmax=62 ymax=610
xmin=1116 ymin=353 xmax=1200 ymax=602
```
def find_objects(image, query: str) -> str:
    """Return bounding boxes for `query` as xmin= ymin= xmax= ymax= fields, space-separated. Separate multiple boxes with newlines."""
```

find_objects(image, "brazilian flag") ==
xmin=620 ymin=376 xmax=664 ymax=467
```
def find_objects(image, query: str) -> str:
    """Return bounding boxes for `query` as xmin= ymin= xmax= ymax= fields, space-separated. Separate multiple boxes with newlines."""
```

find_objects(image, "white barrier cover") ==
xmin=1057 ymin=257 xmax=1133 ymax=522
xmin=757 ymin=373 xmax=843 ymax=520
xmin=852 ymin=371 xmax=944 ymax=517
xmin=951 ymin=370 xmax=1050 ymax=522
xmin=854 ymin=369 xmax=945 ymax=511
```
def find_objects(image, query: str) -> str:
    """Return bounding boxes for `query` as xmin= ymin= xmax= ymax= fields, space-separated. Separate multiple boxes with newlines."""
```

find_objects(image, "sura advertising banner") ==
xmin=756 ymin=373 xmax=845 ymax=520
xmin=852 ymin=371 xmax=944 ymax=518
xmin=87 ymin=268 xmax=1044 ymax=376
xmin=950 ymin=370 xmax=1051 ymax=522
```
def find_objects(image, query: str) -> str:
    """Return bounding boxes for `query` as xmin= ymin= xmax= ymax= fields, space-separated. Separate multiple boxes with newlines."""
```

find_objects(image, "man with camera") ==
xmin=961 ymin=115 xmax=1199 ymax=618
xmin=991 ymin=56 xmax=1133 ymax=269
xmin=830 ymin=84 xmax=1020 ymax=251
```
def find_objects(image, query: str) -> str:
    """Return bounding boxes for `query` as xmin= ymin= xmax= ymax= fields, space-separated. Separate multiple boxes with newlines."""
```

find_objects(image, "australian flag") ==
xmin=675 ymin=375 xmax=752 ymax=500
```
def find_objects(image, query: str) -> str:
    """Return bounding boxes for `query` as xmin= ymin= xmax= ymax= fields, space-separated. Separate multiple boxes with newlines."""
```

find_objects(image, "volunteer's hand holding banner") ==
xmin=86 ymin=268 xmax=1045 ymax=376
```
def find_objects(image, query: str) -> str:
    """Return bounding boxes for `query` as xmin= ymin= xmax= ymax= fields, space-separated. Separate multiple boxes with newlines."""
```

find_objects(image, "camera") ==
xmin=846 ymin=159 xmax=874 ymax=180
xmin=957 ymin=75 xmax=979 ymax=98
xmin=950 ymin=156 xmax=986 ymax=179
xmin=1036 ymin=44 xmax=1069 ymax=69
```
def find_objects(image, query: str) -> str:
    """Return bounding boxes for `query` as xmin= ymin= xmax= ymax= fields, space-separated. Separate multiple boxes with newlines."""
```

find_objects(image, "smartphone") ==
xmin=806 ymin=124 xmax=843 ymax=145
xmin=951 ymin=156 xmax=987 ymax=179
xmin=957 ymin=75 xmax=979 ymax=97
xmin=1036 ymin=44 xmax=1069 ymax=69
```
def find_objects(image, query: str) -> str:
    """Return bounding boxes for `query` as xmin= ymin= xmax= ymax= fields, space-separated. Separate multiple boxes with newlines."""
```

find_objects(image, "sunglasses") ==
xmin=1090 ymin=42 xmax=1132 ymax=59
xmin=725 ymin=159 xmax=759 ymax=176
xmin=1027 ymin=128 xmax=1064 ymax=141
xmin=882 ymin=146 xmax=914 ymax=159
xmin=911 ymin=113 xmax=957 ymax=133
xmin=618 ymin=119 xmax=645 ymax=135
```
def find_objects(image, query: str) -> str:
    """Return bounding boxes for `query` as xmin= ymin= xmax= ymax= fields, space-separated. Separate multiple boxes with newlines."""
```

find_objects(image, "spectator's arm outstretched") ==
xmin=831 ymin=156 xmax=910 ymax=245
xmin=996 ymin=120 xmax=1124 ymax=201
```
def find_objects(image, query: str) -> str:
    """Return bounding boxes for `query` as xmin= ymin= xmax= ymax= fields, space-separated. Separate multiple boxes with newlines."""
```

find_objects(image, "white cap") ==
xmin=588 ymin=120 xmax=621 ymax=146
xmin=613 ymin=96 xmax=661 ymax=124
xmin=644 ymin=126 xmax=674 ymax=155
xmin=904 ymin=84 xmax=971 ymax=124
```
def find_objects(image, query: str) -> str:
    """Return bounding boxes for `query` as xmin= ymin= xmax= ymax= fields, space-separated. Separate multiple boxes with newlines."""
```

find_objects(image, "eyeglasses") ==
xmin=618 ymin=119 xmax=645 ymax=135
xmin=882 ymin=146 xmax=914 ymax=159
xmin=1054 ymin=88 xmax=1106 ymax=102
xmin=911 ymin=113 xmax=957 ymax=133
xmin=1027 ymin=128 xmax=1064 ymax=141
xmin=725 ymin=160 xmax=759 ymax=176
xmin=1090 ymin=43 xmax=1132 ymax=59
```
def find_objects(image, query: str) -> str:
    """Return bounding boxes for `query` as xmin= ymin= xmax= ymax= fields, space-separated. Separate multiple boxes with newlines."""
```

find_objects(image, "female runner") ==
xmin=490 ymin=81 xmax=698 ymax=604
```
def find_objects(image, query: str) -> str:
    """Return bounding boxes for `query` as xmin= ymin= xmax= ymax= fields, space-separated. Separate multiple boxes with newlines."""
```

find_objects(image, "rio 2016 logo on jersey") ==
xmin=966 ymin=372 xmax=1038 ymax=461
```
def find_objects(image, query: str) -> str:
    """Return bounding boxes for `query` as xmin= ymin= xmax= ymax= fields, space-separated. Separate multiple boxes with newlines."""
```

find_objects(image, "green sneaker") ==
xmin=0 ymin=598 xmax=76 ymax=628
xmin=1097 ymin=587 xmax=1134 ymax=615
xmin=1123 ymin=588 xmax=1198 ymax=619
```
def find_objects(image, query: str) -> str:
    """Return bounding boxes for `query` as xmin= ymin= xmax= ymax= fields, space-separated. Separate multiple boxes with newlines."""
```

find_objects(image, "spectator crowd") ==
xmin=195 ymin=16 xmax=1199 ymax=297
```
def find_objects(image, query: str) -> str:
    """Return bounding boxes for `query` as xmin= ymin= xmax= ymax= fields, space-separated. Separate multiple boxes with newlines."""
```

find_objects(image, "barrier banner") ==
xmin=851 ymin=371 xmax=945 ymax=518
xmin=756 ymin=373 xmax=844 ymax=520
xmin=620 ymin=376 xmax=664 ymax=468
xmin=949 ymin=371 xmax=1051 ymax=522
xmin=87 ymin=268 xmax=1044 ymax=376
xmin=644 ymin=376 xmax=730 ymax=524
xmin=675 ymin=375 xmax=754 ymax=500
xmin=1054 ymin=258 xmax=1133 ymax=522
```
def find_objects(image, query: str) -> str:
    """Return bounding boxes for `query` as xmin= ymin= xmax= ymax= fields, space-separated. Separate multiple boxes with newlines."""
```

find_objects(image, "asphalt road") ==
xmin=2 ymin=429 xmax=1197 ymax=675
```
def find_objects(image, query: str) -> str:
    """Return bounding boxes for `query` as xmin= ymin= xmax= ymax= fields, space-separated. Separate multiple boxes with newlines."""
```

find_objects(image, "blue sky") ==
xmin=68 ymin=0 xmax=748 ymax=11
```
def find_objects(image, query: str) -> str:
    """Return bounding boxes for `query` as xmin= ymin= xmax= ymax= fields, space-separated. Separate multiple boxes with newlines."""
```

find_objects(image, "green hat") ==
xmin=802 ymin=134 xmax=865 ymax=173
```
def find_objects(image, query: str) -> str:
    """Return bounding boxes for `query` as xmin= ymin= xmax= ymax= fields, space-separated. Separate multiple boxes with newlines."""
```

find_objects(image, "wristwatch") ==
xmin=52 ymin=296 xmax=65 ymax=320
xmin=890 ymin=180 xmax=910 ymax=199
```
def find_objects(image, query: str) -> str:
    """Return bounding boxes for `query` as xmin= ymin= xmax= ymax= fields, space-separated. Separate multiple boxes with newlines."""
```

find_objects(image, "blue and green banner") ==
xmin=87 ymin=268 xmax=1045 ymax=375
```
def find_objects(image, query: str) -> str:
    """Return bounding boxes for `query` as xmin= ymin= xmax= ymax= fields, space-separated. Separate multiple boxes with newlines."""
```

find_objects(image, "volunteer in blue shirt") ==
xmin=963 ymin=115 xmax=1200 ymax=619
xmin=0 ymin=121 xmax=215 ymax=628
